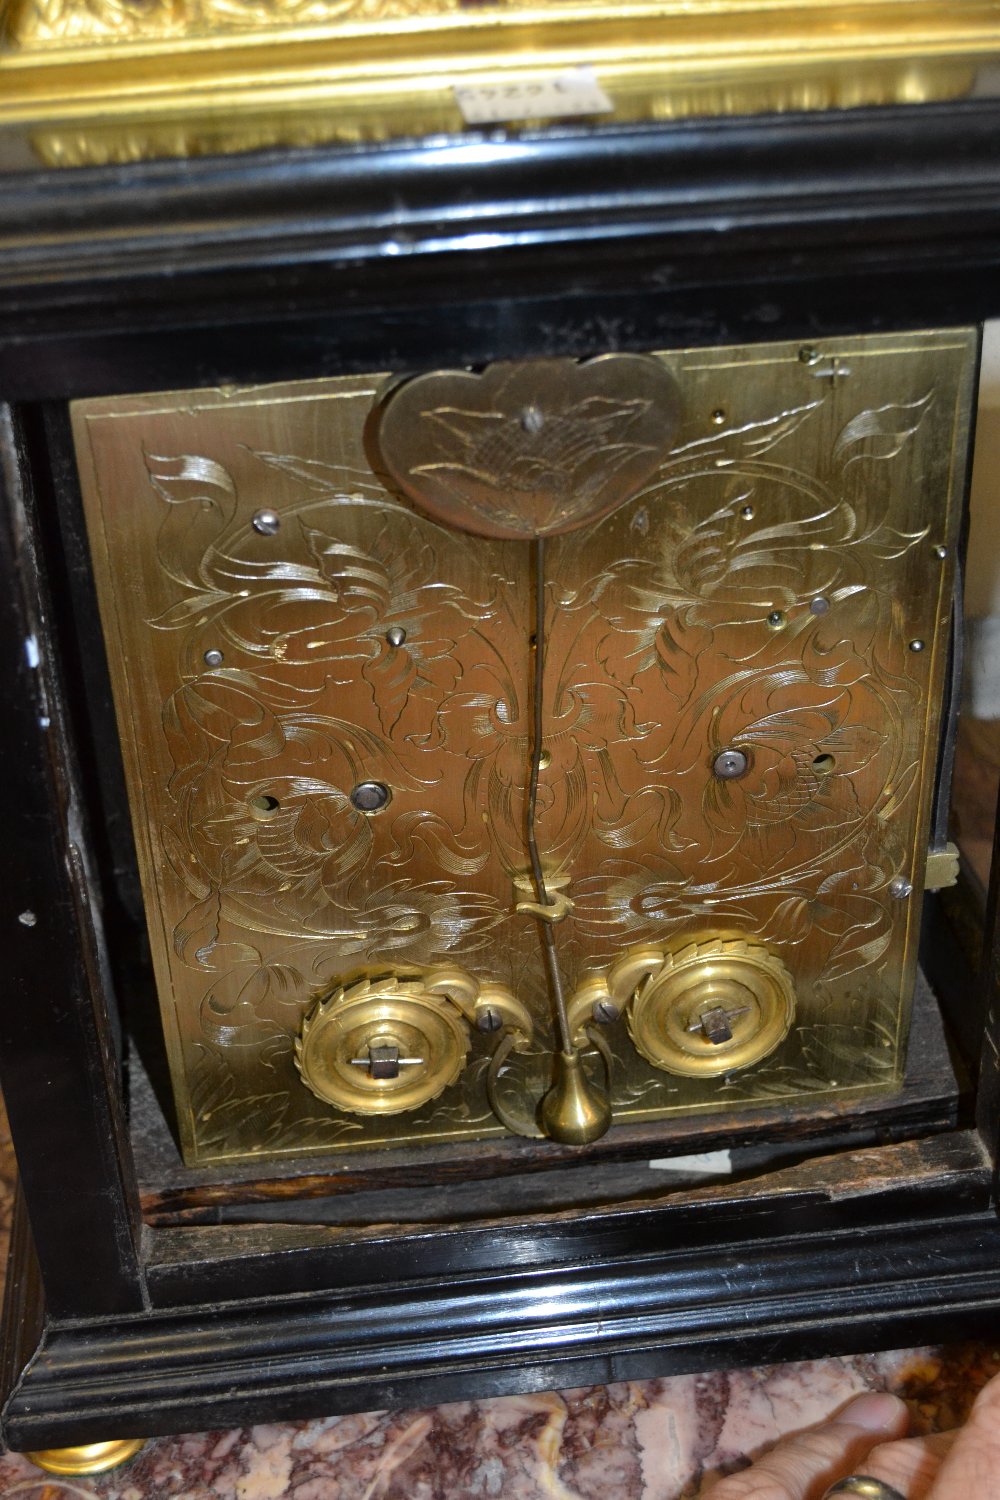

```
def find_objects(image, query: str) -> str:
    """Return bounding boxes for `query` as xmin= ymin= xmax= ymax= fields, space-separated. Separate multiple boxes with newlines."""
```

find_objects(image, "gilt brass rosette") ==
xmin=623 ymin=938 xmax=796 ymax=1079
xmin=296 ymin=976 xmax=470 ymax=1116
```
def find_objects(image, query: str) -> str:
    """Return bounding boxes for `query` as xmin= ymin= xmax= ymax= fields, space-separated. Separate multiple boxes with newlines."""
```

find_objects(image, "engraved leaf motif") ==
xmin=147 ymin=452 xmax=236 ymax=507
xmin=363 ymin=640 xmax=419 ymax=738
xmin=146 ymin=451 xmax=237 ymax=595
xmin=860 ymin=524 xmax=931 ymax=562
xmin=173 ymin=889 xmax=261 ymax=972
xmin=652 ymin=610 xmax=713 ymax=709
xmin=198 ymin=962 xmax=295 ymax=1047
xmin=253 ymin=452 xmax=384 ymax=499
xmin=149 ymin=592 xmax=231 ymax=630
xmin=823 ymin=925 xmax=893 ymax=982
xmin=832 ymin=393 xmax=933 ymax=471
xmin=669 ymin=398 xmax=821 ymax=459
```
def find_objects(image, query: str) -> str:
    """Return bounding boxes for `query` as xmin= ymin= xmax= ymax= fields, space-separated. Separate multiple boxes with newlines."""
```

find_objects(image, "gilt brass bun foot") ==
xmin=25 ymin=1439 xmax=146 ymax=1475
xmin=540 ymin=1050 xmax=612 ymax=1144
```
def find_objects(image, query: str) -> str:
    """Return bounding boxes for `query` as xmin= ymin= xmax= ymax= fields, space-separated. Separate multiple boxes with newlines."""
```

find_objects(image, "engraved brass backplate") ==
xmin=71 ymin=330 xmax=974 ymax=1165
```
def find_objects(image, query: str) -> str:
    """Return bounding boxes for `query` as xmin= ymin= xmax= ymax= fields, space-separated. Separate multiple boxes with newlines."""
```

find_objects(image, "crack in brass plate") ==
xmin=71 ymin=330 xmax=975 ymax=1165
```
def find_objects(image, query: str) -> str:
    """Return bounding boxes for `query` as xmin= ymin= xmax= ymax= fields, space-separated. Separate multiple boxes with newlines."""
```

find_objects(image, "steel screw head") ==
xmin=386 ymin=625 xmax=407 ymax=648
xmin=809 ymin=597 xmax=830 ymax=616
xmin=203 ymin=648 xmax=224 ymax=668
xmin=350 ymin=781 xmax=391 ymax=813
xmin=476 ymin=1006 xmax=503 ymax=1033
xmin=713 ymin=748 xmax=749 ymax=780
xmin=908 ymin=639 xmax=926 ymax=653
xmin=592 ymin=1000 xmax=620 ymax=1025
xmin=890 ymin=876 xmax=913 ymax=900
xmin=252 ymin=509 xmax=281 ymax=536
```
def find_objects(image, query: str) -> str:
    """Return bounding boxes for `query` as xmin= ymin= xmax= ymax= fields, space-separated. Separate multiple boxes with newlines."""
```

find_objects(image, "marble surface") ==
xmin=0 ymin=1345 xmax=998 ymax=1498
xmin=0 ymin=720 xmax=997 ymax=1496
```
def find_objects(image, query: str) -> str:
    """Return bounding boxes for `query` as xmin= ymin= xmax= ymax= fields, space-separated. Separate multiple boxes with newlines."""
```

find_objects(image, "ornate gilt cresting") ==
xmin=0 ymin=0 xmax=995 ymax=167
xmin=71 ymin=331 xmax=974 ymax=1164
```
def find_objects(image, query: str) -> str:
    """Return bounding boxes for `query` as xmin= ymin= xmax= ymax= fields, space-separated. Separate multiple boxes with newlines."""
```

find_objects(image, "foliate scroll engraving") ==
xmin=71 ymin=334 xmax=974 ymax=1164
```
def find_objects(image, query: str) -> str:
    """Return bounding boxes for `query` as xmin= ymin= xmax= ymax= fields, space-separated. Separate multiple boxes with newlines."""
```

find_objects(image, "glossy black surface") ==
xmin=0 ymin=101 xmax=996 ymax=398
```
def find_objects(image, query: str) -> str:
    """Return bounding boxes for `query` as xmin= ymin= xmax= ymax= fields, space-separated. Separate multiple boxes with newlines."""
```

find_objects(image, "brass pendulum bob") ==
xmin=541 ymin=1049 xmax=612 ymax=1146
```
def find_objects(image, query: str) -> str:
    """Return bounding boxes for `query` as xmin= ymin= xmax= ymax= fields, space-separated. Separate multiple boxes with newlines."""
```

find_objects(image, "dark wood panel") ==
xmin=142 ymin=1132 xmax=991 ymax=1304
xmin=0 ymin=406 xmax=145 ymax=1316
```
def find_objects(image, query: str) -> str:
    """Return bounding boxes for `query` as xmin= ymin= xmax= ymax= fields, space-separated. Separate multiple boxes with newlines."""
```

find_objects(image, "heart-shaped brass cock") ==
xmin=374 ymin=354 xmax=682 ymax=539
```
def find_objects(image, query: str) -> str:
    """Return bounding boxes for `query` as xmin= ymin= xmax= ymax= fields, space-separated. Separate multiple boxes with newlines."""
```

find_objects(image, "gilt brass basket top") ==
xmin=0 ymin=0 xmax=998 ymax=168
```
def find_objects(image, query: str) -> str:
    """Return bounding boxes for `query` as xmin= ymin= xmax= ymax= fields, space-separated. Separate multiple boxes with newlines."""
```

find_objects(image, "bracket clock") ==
xmin=3 ymin=0 xmax=1000 ymax=1470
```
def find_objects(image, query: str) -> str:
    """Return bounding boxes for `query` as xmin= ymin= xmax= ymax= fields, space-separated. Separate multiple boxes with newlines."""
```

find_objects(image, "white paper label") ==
xmin=454 ymin=68 xmax=614 ymax=126
xmin=647 ymin=1149 xmax=734 ymax=1175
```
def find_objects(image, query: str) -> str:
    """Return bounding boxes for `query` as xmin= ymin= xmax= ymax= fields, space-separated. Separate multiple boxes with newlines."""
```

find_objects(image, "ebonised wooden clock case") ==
xmin=2 ymin=97 xmax=1000 ymax=1450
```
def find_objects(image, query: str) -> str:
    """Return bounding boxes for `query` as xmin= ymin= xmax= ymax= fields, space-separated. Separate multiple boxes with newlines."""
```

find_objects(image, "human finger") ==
xmin=704 ymin=1391 xmax=909 ymax=1499
xmin=835 ymin=1429 xmax=955 ymax=1500
xmin=924 ymin=1368 xmax=1000 ymax=1498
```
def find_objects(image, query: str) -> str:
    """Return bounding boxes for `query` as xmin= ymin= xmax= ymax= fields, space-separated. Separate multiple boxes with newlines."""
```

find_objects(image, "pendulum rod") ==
xmin=526 ymin=535 xmax=574 ymax=1058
